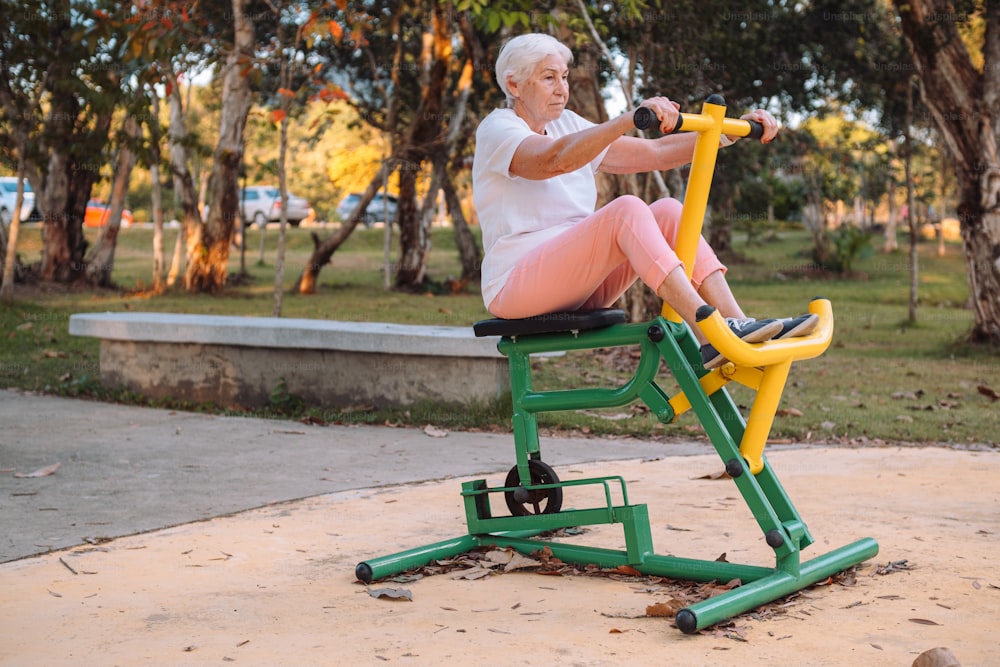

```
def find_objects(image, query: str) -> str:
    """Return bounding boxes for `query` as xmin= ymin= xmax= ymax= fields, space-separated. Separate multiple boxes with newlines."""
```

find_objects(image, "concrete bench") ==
xmin=68 ymin=312 xmax=509 ymax=409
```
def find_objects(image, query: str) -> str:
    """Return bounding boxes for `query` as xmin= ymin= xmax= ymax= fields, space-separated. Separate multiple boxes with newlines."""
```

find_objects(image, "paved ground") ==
xmin=0 ymin=389 xmax=694 ymax=563
xmin=1 ymin=389 xmax=997 ymax=666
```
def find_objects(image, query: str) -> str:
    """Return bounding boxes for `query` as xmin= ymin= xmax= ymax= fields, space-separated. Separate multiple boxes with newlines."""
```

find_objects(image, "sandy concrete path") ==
xmin=2 ymin=445 xmax=996 ymax=666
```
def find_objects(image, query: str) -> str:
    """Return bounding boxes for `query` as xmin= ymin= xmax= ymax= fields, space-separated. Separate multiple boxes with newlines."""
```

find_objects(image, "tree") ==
xmin=892 ymin=0 xmax=1000 ymax=344
xmin=84 ymin=115 xmax=141 ymax=286
xmin=293 ymin=0 xmax=531 ymax=295
xmin=256 ymin=0 xmax=347 ymax=315
xmin=0 ymin=0 xmax=135 ymax=284
xmin=183 ymin=0 xmax=255 ymax=292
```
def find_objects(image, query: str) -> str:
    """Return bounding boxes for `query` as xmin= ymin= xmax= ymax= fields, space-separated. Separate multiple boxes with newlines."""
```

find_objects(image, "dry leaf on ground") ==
xmin=367 ymin=587 xmax=412 ymax=601
xmin=13 ymin=462 xmax=61 ymax=478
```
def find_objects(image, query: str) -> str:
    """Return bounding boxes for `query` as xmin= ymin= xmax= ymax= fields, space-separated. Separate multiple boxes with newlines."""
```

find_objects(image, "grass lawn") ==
xmin=1 ymin=221 xmax=997 ymax=447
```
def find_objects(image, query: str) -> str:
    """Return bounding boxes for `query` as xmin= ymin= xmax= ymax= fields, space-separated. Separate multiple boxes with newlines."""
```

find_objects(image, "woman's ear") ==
xmin=506 ymin=75 xmax=519 ymax=99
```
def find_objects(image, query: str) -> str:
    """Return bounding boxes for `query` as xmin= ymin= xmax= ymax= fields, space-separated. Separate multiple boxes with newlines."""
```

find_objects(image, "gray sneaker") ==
xmin=700 ymin=317 xmax=782 ymax=369
xmin=774 ymin=313 xmax=819 ymax=339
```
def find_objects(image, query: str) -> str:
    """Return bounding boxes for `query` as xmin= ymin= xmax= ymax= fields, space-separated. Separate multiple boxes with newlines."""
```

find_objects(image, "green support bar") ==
xmin=674 ymin=538 xmax=880 ymax=633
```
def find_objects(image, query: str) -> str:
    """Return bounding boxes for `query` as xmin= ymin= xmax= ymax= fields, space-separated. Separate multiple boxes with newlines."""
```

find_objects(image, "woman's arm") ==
xmin=598 ymin=133 xmax=699 ymax=175
xmin=509 ymin=96 xmax=680 ymax=181
xmin=509 ymin=114 xmax=635 ymax=180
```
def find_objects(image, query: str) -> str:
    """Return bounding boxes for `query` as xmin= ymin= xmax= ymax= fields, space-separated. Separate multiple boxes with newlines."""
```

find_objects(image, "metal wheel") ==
xmin=504 ymin=459 xmax=563 ymax=516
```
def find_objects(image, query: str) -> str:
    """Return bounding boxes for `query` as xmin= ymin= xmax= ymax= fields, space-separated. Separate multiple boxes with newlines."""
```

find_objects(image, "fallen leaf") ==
xmin=14 ymin=462 xmax=61 ymax=478
xmin=484 ymin=549 xmax=513 ymax=566
xmin=43 ymin=349 xmax=68 ymax=358
xmin=874 ymin=559 xmax=912 ymax=575
xmin=504 ymin=552 xmax=541 ymax=573
xmin=367 ymin=587 xmax=412 ymax=601
xmin=694 ymin=470 xmax=730 ymax=480
xmin=977 ymin=385 xmax=1000 ymax=401
xmin=609 ymin=628 xmax=627 ymax=634
xmin=646 ymin=600 xmax=682 ymax=617
xmin=908 ymin=618 xmax=941 ymax=626
xmin=423 ymin=424 xmax=449 ymax=438
xmin=451 ymin=566 xmax=493 ymax=580
xmin=776 ymin=407 xmax=803 ymax=417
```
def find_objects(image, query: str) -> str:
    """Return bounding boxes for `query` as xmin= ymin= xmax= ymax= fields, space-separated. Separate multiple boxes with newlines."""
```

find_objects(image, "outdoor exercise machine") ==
xmin=355 ymin=95 xmax=879 ymax=634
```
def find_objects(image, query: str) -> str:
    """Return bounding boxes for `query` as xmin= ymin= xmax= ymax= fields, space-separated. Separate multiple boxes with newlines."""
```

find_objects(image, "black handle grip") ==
xmin=746 ymin=119 xmax=764 ymax=140
xmin=633 ymin=106 xmax=654 ymax=130
xmin=633 ymin=106 xmax=684 ymax=133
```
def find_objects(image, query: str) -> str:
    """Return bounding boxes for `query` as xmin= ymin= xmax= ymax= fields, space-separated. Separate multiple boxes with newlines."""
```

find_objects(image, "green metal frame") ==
xmin=356 ymin=316 xmax=878 ymax=634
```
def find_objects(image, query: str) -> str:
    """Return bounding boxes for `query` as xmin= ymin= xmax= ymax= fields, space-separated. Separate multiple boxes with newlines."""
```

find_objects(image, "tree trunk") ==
xmin=905 ymin=78 xmax=919 ymax=325
xmin=273 ymin=14 xmax=299 ymax=318
xmin=184 ymin=0 xmax=254 ymax=293
xmin=884 ymin=160 xmax=898 ymax=253
xmin=165 ymin=74 xmax=200 ymax=288
xmin=0 ymin=158 xmax=27 ymax=303
xmin=394 ymin=0 xmax=450 ymax=290
xmin=294 ymin=174 xmax=384 ymax=294
xmin=85 ymin=115 xmax=140 ymax=287
xmin=894 ymin=0 xmax=1000 ymax=343
xmin=150 ymin=87 xmax=165 ymax=292
xmin=39 ymin=99 xmax=112 ymax=283
xmin=442 ymin=176 xmax=480 ymax=283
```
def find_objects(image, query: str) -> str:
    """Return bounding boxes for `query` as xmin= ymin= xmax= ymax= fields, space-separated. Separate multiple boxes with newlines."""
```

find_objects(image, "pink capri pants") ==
xmin=488 ymin=195 xmax=727 ymax=319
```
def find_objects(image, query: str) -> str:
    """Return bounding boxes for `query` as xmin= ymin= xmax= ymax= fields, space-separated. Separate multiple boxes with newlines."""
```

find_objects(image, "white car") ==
xmin=0 ymin=177 xmax=36 ymax=225
xmin=239 ymin=185 xmax=310 ymax=227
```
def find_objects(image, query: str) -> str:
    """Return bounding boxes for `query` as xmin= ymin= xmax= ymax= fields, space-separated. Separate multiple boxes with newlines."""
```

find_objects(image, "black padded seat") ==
xmin=473 ymin=308 xmax=627 ymax=338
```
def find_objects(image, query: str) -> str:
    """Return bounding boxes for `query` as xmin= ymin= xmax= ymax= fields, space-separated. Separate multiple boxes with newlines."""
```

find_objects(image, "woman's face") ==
xmin=508 ymin=53 xmax=569 ymax=132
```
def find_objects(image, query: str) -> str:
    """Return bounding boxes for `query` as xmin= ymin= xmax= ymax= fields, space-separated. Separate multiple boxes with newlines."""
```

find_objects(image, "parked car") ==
xmin=0 ymin=177 xmax=36 ymax=225
xmin=239 ymin=185 xmax=310 ymax=227
xmin=84 ymin=200 xmax=134 ymax=228
xmin=336 ymin=192 xmax=399 ymax=227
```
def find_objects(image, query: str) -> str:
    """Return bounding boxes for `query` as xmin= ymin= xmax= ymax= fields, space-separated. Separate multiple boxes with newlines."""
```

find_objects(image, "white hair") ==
xmin=495 ymin=33 xmax=573 ymax=108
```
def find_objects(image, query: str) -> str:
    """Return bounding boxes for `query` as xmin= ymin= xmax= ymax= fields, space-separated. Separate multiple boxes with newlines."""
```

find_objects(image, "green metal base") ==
xmin=355 ymin=314 xmax=878 ymax=633
xmin=356 ymin=473 xmax=878 ymax=634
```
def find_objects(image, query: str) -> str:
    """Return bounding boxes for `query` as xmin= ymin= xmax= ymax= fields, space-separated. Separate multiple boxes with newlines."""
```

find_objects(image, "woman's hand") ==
xmin=739 ymin=109 xmax=779 ymax=144
xmin=637 ymin=97 xmax=681 ymax=134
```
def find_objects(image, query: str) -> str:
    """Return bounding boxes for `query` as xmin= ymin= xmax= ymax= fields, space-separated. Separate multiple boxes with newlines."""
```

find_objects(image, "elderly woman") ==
xmin=473 ymin=33 xmax=816 ymax=369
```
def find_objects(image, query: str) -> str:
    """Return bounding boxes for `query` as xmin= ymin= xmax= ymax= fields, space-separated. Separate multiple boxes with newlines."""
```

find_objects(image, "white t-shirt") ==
xmin=472 ymin=108 xmax=610 ymax=310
